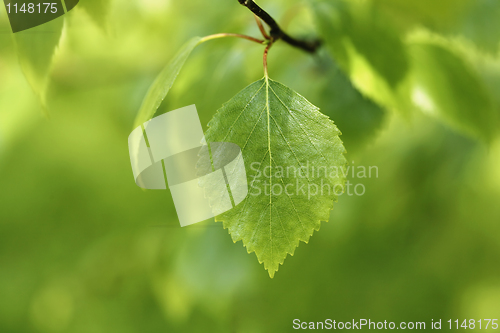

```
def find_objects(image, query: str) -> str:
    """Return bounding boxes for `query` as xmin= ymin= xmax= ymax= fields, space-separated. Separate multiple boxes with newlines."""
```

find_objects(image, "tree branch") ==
xmin=238 ymin=0 xmax=321 ymax=53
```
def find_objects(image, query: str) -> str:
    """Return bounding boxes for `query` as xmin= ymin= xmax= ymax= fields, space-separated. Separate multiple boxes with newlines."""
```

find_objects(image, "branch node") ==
xmin=239 ymin=0 xmax=321 ymax=53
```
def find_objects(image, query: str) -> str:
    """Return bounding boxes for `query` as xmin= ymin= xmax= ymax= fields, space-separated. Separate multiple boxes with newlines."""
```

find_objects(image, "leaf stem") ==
xmin=263 ymin=41 xmax=273 ymax=77
xmin=238 ymin=0 xmax=321 ymax=53
xmin=254 ymin=14 xmax=271 ymax=40
xmin=200 ymin=33 xmax=265 ymax=45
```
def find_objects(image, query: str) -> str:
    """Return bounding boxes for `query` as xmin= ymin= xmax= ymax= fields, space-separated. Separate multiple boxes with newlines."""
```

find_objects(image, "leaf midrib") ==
xmin=265 ymin=75 xmax=273 ymax=262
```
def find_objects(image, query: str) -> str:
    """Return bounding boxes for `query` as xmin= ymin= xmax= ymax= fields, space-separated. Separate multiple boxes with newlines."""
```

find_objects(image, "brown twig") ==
xmin=254 ymin=14 xmax=271 ymax=40
xmin=200 ymin=33 xmax=265 ymax=44
xmin=263 ymin=40 xmax=273 ymax=77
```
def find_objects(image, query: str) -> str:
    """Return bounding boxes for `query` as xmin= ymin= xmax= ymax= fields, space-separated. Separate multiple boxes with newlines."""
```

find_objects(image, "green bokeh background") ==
xmin=1 ymin=0 xmax=500 ymax=332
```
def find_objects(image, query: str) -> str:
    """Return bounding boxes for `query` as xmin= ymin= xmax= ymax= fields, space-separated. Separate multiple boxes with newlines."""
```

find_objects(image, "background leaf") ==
xmin=407 ymin=35 xmax=500 ymax=141
xmin=312 ymin=0 xmax=500 ymax=141
xmin=79 ymin=0 xmax=113 ymax=30
xmin=203 ymin=77 xmax=346 ymax=277
xmin=313 ymin=0 xmax=409 ymax=109
xmin=133 ymin=37 xmax=201 ymax=128
xmin=318 ymin=59 xmax=385 ymax=152
xmin=13 ymin=16 xmax=64 ymax=108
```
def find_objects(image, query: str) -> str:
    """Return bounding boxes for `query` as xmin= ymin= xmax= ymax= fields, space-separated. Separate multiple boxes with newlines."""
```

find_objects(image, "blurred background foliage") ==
xmin=1 ymin=0 xmax=500 ymax=332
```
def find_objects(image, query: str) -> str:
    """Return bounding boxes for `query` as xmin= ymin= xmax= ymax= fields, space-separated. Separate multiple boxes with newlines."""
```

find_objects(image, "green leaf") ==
xmin=319 ymin=62 xmax=385 ymax=151
xmin=13 ymin=16 xmax=64 ymax=109
xmin=313 ymin=0 xmax=409 ymax=109
xmin=470 ymin=51 xmax=500 ymax=117
xmin=204 ymin=77 xmax=347 ymax=278
xmin=133 ymin=37 xmax=201 ymax=128
xmin=408 ymin=38 xmax=499 ymax=141
xmin=80 ymin=0 xmax=113 ymax=30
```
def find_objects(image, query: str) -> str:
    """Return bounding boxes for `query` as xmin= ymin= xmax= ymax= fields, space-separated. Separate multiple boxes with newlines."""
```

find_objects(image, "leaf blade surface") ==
xmin=204 ymin=77 xmax=346 ymax=277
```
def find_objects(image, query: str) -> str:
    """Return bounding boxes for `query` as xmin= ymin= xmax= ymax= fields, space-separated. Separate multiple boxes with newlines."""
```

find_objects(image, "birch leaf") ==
xmin=204 ymin=77 xmax=346 ymax=278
